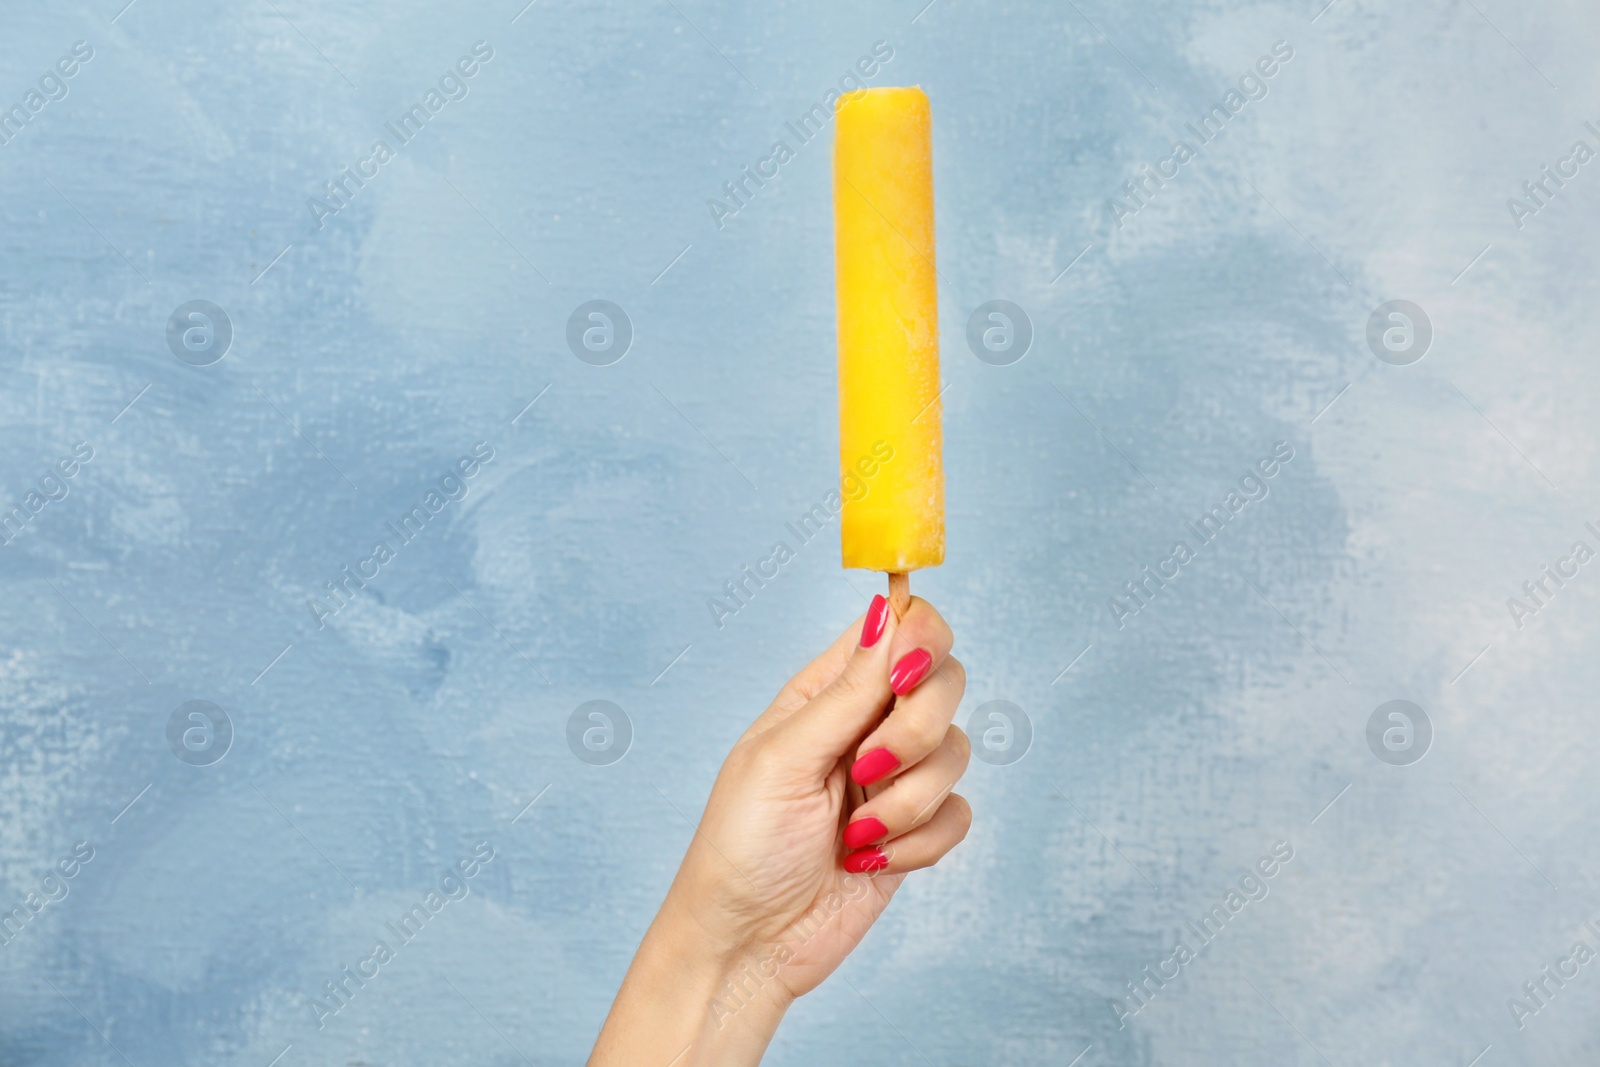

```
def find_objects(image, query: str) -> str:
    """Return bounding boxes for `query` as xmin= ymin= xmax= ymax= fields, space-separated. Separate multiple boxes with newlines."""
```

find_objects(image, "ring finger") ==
xmin=844 ymin=725 xmax=970 ymax=850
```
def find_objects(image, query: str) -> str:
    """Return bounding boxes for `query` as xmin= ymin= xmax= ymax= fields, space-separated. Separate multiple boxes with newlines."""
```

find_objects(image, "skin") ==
xmin=588 ymin=597 xmax=971 ymax=1065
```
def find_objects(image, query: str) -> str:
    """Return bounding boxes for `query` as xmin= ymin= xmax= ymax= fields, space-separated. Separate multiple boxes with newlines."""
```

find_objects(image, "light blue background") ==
xmin=3 ymin=1 xmax=1598 ymax=1064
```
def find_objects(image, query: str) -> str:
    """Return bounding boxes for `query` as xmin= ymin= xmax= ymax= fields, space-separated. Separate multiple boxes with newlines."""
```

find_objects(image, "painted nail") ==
xmin=844 ymin=816 xmax=888 ymax=850
xmin=843 ymin=847 xmax=889 ymax=874
xmin=851 ymin=747 xmax=900 ymax=786
xmin=860 ymin=594 xmax=889 ymax=648
xmin=889 ymin=648 xmax=933 ymax=695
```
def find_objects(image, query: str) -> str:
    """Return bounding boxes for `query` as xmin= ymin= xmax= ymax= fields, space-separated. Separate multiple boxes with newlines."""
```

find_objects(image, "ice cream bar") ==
xmin=833 ymin=86 xmax=943 ymax=615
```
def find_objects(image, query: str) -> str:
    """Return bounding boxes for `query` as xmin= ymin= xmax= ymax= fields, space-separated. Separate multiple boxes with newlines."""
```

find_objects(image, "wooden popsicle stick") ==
xmin=888 ymin=572 xmax=910 ymax=620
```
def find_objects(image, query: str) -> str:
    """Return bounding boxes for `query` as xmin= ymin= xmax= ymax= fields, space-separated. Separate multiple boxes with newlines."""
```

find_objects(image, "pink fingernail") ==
xmin=889 ymin=648 xmax=932 ymax=695
xmin=851 ymin=747 xmax=900 ymax=786
xmin=844 ymin=816 xmax=887 ymax=850
xmin=843 ymin=847 xmax=889 ymax=873
xmin=861 ymin=595 xmax=889 ymax=648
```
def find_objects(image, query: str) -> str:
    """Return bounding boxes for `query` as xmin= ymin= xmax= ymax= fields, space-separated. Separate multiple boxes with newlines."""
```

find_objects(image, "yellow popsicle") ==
xmin=833 ymin=86 xmax=943 ymax=606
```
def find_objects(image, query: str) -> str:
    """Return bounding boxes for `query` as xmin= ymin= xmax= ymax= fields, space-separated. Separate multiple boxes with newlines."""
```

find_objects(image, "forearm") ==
xmin=589 ymin=892 xmax=791 ymax=1067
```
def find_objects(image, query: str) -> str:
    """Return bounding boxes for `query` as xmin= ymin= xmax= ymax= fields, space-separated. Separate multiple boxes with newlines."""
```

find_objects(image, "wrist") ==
xmin=653 ymin=889 xmax=796 ymax=1028
xmin=590 ymin=891 xmax=791 ymax=1067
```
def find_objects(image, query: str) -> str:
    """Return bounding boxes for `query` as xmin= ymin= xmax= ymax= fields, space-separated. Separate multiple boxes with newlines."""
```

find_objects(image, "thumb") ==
xmin=770 ymin=593 xmax=897 ymax=774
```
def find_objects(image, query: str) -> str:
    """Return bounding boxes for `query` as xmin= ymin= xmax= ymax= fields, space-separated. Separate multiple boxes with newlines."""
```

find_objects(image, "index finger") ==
xmin=847 ymin=596 xmax=957 ymax=786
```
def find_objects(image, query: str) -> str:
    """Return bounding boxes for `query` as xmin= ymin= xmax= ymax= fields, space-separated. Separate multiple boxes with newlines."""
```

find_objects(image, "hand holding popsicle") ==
xmin=588 ymin=598 xmax=971 ymax=1066
xmin=590 ymin=85 xmax=963 ymax=1066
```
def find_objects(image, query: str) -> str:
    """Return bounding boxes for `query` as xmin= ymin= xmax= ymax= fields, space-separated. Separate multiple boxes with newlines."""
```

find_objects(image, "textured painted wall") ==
xmin=2 ymin=1 xmax=1598 ymax=1064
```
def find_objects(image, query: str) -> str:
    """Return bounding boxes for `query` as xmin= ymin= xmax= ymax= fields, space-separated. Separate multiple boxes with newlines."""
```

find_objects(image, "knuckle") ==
xmin=937 ymin=656 xmax=967 ymax=695
xmin=902 ymin=599 xmax=953 ymax=652
xmin=905 ymin=713 xmax=946 ymax=754
xmin=825 ymin=677 xmax=857 ymax=706
xmin=825 ymin=671 xmax=864 ymax=703
xmin=947 ymin=793 xmax=973 ymax=839
xmin=919 ymin=603 xmax=954 ymax=648
xmin=947 ymin=724 xmax=972 ymax=763
xmin=823 ymin=663 xmax=867 ymax=703
xmin=724 ymin=735 xmax=757 ymax=766
xmin=735 ymin=736 xmax=783 ymax=779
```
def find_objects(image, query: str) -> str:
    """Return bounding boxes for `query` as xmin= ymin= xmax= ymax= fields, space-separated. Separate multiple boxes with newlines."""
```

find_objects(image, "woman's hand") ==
xmin=589 ymin=594 xmax=972 ymax=1066
xmin=678 ymin=592 xmax=972 ymax=993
